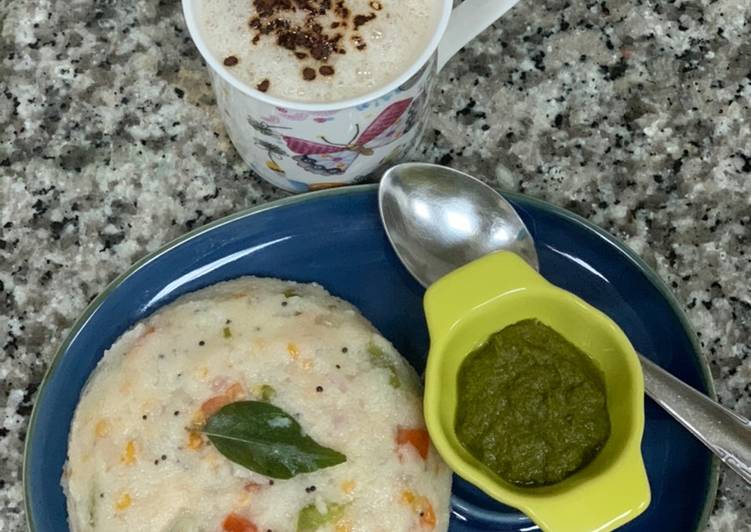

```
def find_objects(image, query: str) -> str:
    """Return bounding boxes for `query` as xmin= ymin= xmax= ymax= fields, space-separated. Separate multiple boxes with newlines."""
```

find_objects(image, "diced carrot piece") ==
xmin=416 ymin=497 xmax=436 ymax=528
xmin=201 ymin=382 xmax=245 ymax=420
xmin=222 ymin=513 xmax=258 ymax=532
xmin=396 ymin=427 xmax=430 ymax=460
xmin=225 ymin=382 xmax=245 ymax=401
xmin=243 ymin=481 xmax=263 ymax=492
xmin=201 ymin=395 xmax=230 ymax=417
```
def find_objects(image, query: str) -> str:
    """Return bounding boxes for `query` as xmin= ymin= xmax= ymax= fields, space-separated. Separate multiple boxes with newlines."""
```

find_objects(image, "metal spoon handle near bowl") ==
xmin=379 ymin=162 xmax=751 ymax=484
xmin=641 ymin=356 xmax=751 ymax=483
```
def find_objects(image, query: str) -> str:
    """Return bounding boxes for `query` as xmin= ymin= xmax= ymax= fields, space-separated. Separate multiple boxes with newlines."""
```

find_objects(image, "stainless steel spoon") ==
xmin=379 ymin=161 xmax=751 ymax=484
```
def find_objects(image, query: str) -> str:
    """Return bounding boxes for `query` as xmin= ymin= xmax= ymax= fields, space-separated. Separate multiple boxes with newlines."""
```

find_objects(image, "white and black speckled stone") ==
xmin=0 ymin=0 xmax=749 ymax=530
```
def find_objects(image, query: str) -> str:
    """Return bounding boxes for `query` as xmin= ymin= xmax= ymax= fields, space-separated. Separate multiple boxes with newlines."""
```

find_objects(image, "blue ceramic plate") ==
xmin=25 ymin=185 xmax=718 ymax=531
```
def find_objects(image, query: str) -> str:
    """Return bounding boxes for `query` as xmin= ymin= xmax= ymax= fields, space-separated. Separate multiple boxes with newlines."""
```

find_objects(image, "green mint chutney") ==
xmin=455 ymin=319 xmax=611 ymax=487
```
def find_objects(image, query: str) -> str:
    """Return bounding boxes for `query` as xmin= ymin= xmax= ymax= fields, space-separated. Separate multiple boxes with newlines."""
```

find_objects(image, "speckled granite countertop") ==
xmin=1 ymin=0 xmax=749 ymax=529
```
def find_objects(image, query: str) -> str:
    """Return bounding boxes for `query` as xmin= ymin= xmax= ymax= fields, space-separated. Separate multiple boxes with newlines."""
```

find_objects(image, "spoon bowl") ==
xmin=379 ymin=163 xmax=538 ymax=287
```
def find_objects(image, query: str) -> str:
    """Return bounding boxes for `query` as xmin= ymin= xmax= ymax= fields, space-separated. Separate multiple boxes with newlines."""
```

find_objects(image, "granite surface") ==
xmin=1 ymin=0 xmax=750 ymax=529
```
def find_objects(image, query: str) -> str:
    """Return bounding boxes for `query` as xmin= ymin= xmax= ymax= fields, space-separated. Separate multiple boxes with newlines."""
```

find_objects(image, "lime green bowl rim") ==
xmin=423 ymin=252 xmax=651 ymax=529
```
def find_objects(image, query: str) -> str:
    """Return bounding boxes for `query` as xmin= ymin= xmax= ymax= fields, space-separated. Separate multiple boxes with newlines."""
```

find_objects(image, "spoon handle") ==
xmin=639 ymin=354 xmax=751 ymax=484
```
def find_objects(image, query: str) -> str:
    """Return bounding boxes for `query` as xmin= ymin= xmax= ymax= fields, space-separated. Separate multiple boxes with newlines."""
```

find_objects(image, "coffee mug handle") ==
xmin=437 ymin=0 xmax=521 ymax=70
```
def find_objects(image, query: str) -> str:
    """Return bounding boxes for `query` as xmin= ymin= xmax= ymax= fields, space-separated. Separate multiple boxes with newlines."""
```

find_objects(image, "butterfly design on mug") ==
xmin=248 ymin=117 xmax=290 ymax=137
xmin=255 ymin=139 xmax=288 ymax=174
xmin=281 ymin=98 xmax=414 ymax=176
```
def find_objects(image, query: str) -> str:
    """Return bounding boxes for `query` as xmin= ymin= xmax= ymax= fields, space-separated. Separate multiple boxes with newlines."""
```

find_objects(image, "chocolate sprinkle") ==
xmin=223 ymin=55 xmax=239 ymax=66
xmin=353 ymin=13 xmax=376 ymax=29
xmin=248 ymin=0 xmax=358 ymax=65
xmin=303 ymin=67 xmax=317 ymax=80
xmin=334 ymin=0 xmax=350 ymax=18
xmin=256 ymin=79 xmax=271 ymax=92
xmin=246 ymin=0 xmax=379 ymax=79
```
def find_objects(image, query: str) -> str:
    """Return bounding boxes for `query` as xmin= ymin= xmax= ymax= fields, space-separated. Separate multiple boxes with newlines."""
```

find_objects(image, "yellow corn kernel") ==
xmin=187 ymin=431 xmax=204 ymax=450
xmin=94 ymin=420 xmax=110 ymax=439
xmin=335 ymin=520 xmax=352 ymax=532
xmin=121 ymin=440 xmax=136 ymax=465
xmin=115 ymin=493 xmax=132 ymax=511
xmin=401 ymin=490 xmax=415 ymax=505
xmin=287 ymin=342 xmax=300 ymax=359
xmin=191 ymin=409 xmax=207 ymax=428
xmin=235 ymin=491 xmax=252 ymax=507
xmin=341 ymin=480 xmax=356 ymax=494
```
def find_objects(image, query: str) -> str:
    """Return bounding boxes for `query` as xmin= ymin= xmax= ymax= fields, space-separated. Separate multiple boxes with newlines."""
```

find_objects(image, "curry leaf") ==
xmin=202 ymin=401 xmax=346 ymax=479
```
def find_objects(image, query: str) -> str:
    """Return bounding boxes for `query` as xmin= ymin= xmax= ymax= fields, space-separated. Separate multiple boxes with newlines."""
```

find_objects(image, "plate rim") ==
xmin=23 ymin=183 xmax=719 ymax=531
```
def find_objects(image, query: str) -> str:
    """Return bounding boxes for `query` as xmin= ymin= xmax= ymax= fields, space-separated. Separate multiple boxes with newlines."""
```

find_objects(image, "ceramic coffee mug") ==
xmin=183 ymin=0 xmax=520 ymax=192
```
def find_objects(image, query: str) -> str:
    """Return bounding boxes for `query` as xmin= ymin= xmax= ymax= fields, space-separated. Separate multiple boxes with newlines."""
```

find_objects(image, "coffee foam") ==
xmin=197 ymin=0 xmax=440 ymax=103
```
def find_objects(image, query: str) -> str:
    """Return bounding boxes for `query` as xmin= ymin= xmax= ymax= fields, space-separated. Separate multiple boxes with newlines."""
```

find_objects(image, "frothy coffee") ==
xmin=198 ymin=0 xmax=440 ymax=102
